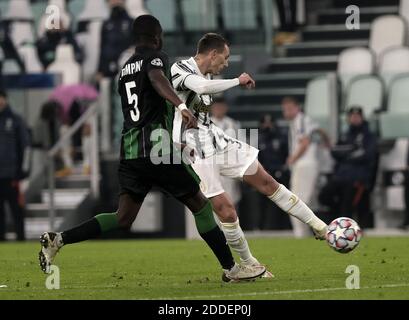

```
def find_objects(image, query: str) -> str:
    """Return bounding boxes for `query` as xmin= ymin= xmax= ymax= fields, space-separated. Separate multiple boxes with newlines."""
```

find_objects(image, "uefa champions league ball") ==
xmin=326 ymin=217 xmax=362 ymax=253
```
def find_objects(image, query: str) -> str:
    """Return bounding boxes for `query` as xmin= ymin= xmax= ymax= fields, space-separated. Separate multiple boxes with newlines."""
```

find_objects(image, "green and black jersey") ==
xmin=118 ymin=47 xmax=174 ymax=160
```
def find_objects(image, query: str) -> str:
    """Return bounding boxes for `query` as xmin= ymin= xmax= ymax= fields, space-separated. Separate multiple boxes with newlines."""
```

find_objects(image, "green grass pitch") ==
xmin=1 ymin=237 xmax=409 ymax=300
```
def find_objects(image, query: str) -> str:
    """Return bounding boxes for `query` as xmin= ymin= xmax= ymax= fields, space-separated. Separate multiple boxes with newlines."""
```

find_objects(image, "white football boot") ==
xmin=39 ymin=232 xmax=63 ymax=273
xmin=222 ymin=262 xmax=266 ymax=282
xmin=241 ymin=257 xmax=274 ymax=278
xmin=313 ymin=225 xmax=328 ymax=240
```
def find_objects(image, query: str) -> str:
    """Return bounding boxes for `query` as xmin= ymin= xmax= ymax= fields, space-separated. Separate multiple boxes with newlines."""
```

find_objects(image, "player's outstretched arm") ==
xmin=148 ymin=69 xmax=198 ymax=129
xmin=182 ymin=72 xmax=255 ymax=95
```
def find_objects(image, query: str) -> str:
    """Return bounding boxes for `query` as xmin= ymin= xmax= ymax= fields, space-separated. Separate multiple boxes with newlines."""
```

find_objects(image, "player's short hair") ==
xmin=197 ymin=33 xmax=227 ymax=54
xmin=0 ymin=89 xmax=7 ymax=98
xmin=281 ymin=96 xmax=300 ymax=106
xmin=132 ymin=15 xmax=162 ymax=44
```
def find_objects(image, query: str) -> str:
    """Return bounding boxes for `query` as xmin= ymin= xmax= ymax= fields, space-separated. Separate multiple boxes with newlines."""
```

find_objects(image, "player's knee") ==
xmin=213 ymin=201 xmax=237 ymax=223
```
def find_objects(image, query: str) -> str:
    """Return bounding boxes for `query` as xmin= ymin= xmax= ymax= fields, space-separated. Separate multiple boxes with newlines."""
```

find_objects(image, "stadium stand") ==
xmin=47 ymin=44 xmax=81 ymax=85
xmin=378 ymin=46 xmax=409 ymax=88
xmin=337 ymin=47 xmax=375 ymax=91
xmin=380 ymin=74 xmax=409 ymax=139
xmin=76 ymin=0 xmax=108 ymax=81
xmin=344 ymin=75 xmax=384 ymax=117
xmin=369 ymin=15 xmax=407 ymax=62
xmin=126 ymin=0 xmax=149 ymax=18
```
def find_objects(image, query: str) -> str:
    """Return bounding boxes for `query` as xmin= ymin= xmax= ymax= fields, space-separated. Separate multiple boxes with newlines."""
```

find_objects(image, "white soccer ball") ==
xmin=326 ymin=217 xmax=362 ymax=253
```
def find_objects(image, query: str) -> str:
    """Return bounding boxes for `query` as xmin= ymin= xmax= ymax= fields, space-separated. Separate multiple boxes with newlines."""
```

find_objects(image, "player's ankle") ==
xmin=240 ymin=256 xmax=259 ymax=266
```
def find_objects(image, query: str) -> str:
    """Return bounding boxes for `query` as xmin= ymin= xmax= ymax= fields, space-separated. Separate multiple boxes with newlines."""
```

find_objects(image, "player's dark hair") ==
xmin=0 ymin=89 xmax=7 ymax=98
xmin=281 ymin=96 xmax=299 ymax=106
xmin=132 ymin=15 xmax=162 ymax=45
xmin=197 ymin=33 xmax=227 ymax=54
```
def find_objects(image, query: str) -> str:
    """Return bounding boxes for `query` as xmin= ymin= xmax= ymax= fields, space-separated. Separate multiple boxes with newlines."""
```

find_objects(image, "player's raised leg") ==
xmin=243 ymin=160 xmax=328 ymax=239
xmin=39 ymin=193 xmax=142 ymax=273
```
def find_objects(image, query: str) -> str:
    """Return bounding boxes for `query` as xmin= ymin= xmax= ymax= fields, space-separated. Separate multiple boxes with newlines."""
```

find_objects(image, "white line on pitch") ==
xmin=152 ymin=283 xmax=409 ymax=300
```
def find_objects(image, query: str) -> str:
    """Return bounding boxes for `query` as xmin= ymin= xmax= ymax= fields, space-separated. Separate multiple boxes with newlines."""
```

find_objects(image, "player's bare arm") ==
xmin=148 ymin=68 xmax=198 ymax=129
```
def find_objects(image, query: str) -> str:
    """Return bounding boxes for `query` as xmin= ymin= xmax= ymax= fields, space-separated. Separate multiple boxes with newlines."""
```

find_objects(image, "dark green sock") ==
xmin=61 ymin=213 xmax=118 ymax=244
xmin=193 ymin=201 xmax=235 ymax=270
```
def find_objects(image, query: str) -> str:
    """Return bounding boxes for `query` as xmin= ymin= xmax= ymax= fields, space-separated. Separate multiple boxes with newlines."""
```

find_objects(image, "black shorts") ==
xmin=118 ymin=158 xmax=200 ymax=202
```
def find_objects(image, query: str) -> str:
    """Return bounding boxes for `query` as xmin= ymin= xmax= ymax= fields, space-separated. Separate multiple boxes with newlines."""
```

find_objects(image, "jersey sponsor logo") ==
xmin=192 ymin=103 xmax=211 ymax=113
xmin=151 ymin=58 xmax=163 ymax=67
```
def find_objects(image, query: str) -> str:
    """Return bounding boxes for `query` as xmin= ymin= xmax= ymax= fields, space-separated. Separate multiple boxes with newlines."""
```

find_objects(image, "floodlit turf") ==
xmin=1 ymin=237 xmax=409 ymax=300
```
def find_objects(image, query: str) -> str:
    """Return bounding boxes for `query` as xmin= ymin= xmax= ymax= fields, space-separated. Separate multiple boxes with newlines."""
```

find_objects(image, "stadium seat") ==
xmin=181 ymin=0 xmax=218 ymax=31
xmin=2 ymin=59 xmax=21 ymax=75
xmin=380 ymin=74 xmax=409 ymax=139
xmin=9 ymin=22 xmax=35 ymax=48
xmin=77 ymin=0 xmax=108 ymax=21
xmin=369 ymin=15 xmax=406 ymax=62
xmin=76 ymin=20 xmax=104 ymax=82
xmin=337 ymin=47 xmax=375 ymax=91
xmin=344 ymin=75 xmax=384 ymax=117
xmin=304 ymin=75 xmax=337 ymax=135
xmin=126 ymin=0 xmax=149 ymax=19
xmin=145 ymin=0 xmax=177 ymax=32
xmin=18 ymin=44 xmax=43 ymax=73
xmin=4 ymin=0 xmax=33 ymax=20
xmin=378 ymin=46 xmax=409 ymax=88
xmin=47 ymin=44 xmax=81 ymax=85
xmin=221 ymin=0 xmax=258 ymax=30
xmin=400 ymin=0 xmax=409 ymax=25
xmin=37 ymin=0 xmax=72 ymax=37
xmin=76 ymin=0 xmax=108 ymax=82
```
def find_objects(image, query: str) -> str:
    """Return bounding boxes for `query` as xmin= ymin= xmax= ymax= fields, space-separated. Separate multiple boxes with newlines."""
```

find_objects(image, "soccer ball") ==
xmin=326 ymin=217 xmax=362 ymax=253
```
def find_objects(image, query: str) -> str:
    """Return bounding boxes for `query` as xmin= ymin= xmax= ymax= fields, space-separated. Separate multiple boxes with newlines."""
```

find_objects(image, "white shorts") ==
xmin=192 ymin=139 xmax=259 ymax=198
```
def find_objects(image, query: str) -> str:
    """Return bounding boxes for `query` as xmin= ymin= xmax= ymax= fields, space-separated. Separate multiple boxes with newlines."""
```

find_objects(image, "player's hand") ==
xmin=238 ymin=73 xmax=255 ymax=89
xmin=181 ymin=109 xmax=198 ymax=129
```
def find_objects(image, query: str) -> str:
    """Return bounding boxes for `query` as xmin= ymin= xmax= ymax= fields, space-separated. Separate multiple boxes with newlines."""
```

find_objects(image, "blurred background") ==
xmin=1 ymin=0 xmax=409 ymax=241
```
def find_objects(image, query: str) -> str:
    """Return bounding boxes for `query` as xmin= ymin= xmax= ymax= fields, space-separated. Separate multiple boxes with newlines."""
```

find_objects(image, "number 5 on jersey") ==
xmin=125 ymin=81 xmax=140 ymax=122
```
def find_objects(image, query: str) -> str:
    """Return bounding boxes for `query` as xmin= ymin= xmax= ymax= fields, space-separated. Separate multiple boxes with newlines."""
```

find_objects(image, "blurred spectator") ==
xmin=282 ymin=96 xmax=319 ymax=238
xmin=0 ymin=89 xmax=30 ymax=241
xmin=318 ymin=106 xmax=378 ymax=228
xmin=32 ymin=100 xmax=62 ymax=150
xmin=0 ymin=20 xmax=26 ymax=87
xmin=274 ymin=0 xmax=300 ymax=45
xmin=96 ymin=0 xmax=134 ymax=80
xmin=257 ymin=114 xmax=291 ymax=230
xmin=47 ymin=84 xmax=99 ymax=177
xmin=36 ymin=20 xmax=83 ymax=70
xmin=210 ymin=97 xmax=242 ymax=206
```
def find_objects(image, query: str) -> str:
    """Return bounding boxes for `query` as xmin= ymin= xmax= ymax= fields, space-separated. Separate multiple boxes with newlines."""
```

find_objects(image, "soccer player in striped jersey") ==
xmin=171 ymin=33 xmax=328 ymax=270
xmin=39 ymin=16 xmax=266 ymax=283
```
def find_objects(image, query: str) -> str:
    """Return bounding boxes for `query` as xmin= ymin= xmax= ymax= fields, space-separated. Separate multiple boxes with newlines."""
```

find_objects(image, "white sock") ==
xmin=220 ymin=219 xmax=257 ymax=264
xmin=268 ymin=184 xmax=327 ymax=231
